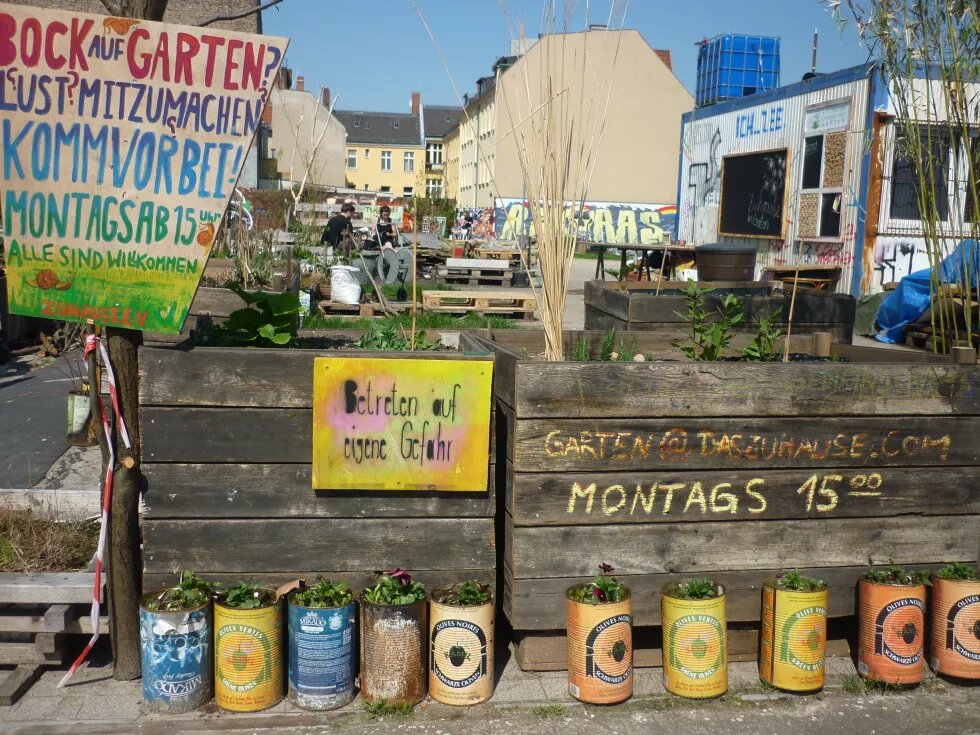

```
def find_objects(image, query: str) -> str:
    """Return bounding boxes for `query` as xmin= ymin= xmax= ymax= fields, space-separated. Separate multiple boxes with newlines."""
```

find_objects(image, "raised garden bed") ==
xmin=139 ymin=332 xmax=496 ymax=592
xmin=584 ymin=280 xmax=856 ymax=343
xmin=475 ymin=332 xmax=980 ymax=670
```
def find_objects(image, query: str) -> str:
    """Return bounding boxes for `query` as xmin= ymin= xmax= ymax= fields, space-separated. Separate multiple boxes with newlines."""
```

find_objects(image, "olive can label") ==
xmin=429 ymin=609 xmax=494 ymax=705
xmin=858 ymin=580 xmax=925 ymax=684
xmin=931 ymin=579 xmax=980 ymax=679
xmin=662 ymin=594 xmax=727 ymax=698
xmin=567 ymin=596 xmax=632 ymax=705
xmin=214 ymin=604 xmax=282 ymax=712
xmin=760 ymin=582 xmax=827 ymax=691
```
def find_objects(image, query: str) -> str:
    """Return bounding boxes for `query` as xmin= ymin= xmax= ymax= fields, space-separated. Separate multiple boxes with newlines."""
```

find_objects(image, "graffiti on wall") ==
xmin=873 ymin=237 xmax=930 ymax=289
xmin=496 ymin=200 xmax=677 ymax=245
xmin=452 ymin=208 xmax=494 ymax=241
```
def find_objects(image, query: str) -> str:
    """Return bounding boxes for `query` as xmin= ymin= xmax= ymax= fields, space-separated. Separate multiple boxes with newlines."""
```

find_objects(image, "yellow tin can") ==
xmin=566 ymin=588 xmax=632 ymax=704
xmin=429 ymin=585 xmax=495 ymax=705
xmin=662 ymin=582 xmax=727 ymax=698
xmin=759 ymin=578 xmax=827 ymax=692
xmin=214 ymin=595 xmax=283 ymax=712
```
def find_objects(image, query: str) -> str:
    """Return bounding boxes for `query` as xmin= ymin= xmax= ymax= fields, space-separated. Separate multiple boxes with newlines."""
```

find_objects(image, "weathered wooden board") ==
xmin=505 ymin=515 xmax=976 ymax=578
xmin=0 ymin=574 xmax=101 ymax=605
xmin=143 ymin=519 xmax=495 ymax=574
xmin=0 ymin=488 xmax=100 ymax=520
xmin=507 ymin=464 xmax=979 ymax=525
xmin=511 ymin=416 xmax=979 ymax=473
xmin=143 ymin=463 xmax=495 ymax=519
xmin=0 ymin=664 xmax=43 ymax=706
xmin=140 ymin=334 xmax=491 ymax=408
xmin=141 ymin=408 xmax=312 ymax=463
xmin=503 ymin=564 xmax=934 ymax=629
xmin=587 ymin=310 xmax=853 ymax=343
xmin=0 ymin=614 xmax=107 ymax=636
xmin=143 ymin=569 xmax=494 ymax=593
xmin=507 ymin=361 xmax=980 ymax=418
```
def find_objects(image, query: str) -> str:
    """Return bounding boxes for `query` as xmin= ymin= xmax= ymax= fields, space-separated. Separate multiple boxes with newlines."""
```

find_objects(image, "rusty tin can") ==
xmin=858 ymin=578 xmax=926 ymax=684
xmin=360 ymin=597 xmax=427 ymax=706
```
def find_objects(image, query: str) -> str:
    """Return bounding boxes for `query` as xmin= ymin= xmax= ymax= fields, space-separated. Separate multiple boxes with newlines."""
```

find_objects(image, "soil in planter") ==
xmin=0 ymin=508 xmax=98 ymax=572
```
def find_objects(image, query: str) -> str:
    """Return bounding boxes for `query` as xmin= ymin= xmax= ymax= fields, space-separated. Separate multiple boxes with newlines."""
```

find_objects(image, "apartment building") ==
xmin=422 ymin=106 xmax=464 ymax=199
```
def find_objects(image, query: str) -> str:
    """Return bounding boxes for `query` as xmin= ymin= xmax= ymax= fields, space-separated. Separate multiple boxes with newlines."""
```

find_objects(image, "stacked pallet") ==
xmin=422 ymin=290 xmax=537 ymax=320
xmin=439 ymin=258 xmax=513 ymax=287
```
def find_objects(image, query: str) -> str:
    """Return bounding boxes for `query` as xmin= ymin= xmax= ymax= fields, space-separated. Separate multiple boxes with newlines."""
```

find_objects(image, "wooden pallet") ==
xmin=422 ymin=290 xmax=537 ymax=319
xmin=473 ymin=248 xmax=523 ymax=265
xmin=315 ymin=300 xmax=376 ymax=317
xmin=440 ymin=257 xmax=514 ymax=287
xmin=0 ymin=573 xmax=107 ymax=705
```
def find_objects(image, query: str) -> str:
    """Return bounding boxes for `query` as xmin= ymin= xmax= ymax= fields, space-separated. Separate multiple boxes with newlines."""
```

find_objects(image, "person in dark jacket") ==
xmin=373 ymin=205 xmax=397 ymax=249
xmin=321 ymin=202 xmax=356 ymax=256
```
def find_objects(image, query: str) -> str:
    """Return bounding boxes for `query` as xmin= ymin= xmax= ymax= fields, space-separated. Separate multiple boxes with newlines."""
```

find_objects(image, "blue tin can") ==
xmin=288 ymin=600 xmax=357 ymax=710
xmin=139 ymin=595 xmax=213 ymax=713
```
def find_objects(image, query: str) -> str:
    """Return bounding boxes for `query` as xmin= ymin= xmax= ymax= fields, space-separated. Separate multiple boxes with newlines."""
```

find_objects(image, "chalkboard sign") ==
xmin=719 ymin=149 xmax=788 ymax=238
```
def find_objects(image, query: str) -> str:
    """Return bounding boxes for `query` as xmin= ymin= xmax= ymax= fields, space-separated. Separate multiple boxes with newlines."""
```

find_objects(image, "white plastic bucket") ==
xmin=330 ymin=266 xmax=361 ymax=305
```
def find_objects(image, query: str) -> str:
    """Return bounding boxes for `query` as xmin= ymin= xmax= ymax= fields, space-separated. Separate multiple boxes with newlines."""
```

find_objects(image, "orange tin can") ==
xmin=566 ymin=589 xmax=632 ymax=704
xmin=858 ymin=578 xmax=926 ymax=684
xmin=930 ymin=576 xmax=980 ymax=679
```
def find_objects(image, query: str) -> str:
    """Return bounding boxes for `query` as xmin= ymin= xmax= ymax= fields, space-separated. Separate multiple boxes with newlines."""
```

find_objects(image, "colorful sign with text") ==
xmin=0 ymin=4 xmax=286 ymax=333
xmin=312 ymin=357 xmax=493 ymax=491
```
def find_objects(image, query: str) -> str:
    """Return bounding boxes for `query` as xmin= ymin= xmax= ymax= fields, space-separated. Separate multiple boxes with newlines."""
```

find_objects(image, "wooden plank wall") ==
xmin=584 ymin=280 xmax=856 ymax=343
xmin=476 ymin=335 xmax=980 ymax=642
xmin=139 ymin=337 xmax=496 ymax=592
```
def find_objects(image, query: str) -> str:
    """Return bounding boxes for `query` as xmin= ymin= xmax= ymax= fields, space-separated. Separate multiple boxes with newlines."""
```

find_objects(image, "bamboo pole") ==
xmin=782 ymin=268 xmax=801 ymax=363
xmin=411 ymin=213 xmax=418 ymax=351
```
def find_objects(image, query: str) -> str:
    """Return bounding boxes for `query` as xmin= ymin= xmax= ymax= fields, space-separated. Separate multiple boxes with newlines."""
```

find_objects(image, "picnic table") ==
xmin=761 ymin=265 xmax=843 ymax=291
xmin=584 ymin=242 xmax=698 ymax=281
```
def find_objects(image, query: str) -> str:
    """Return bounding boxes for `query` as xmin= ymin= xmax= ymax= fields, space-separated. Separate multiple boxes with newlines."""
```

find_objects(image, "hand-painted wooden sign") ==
xmin=312 ymin=357 xmax=493 ymax=491
xmin=0 ymin=3 xmax=286 ymax=333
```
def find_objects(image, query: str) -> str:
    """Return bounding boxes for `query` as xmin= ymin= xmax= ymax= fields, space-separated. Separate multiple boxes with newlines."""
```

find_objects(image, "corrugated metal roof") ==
xmin=334 ymin=111 xmax=421 ymax=145
xmin=424 ymin=106 xmax=463 ymax=139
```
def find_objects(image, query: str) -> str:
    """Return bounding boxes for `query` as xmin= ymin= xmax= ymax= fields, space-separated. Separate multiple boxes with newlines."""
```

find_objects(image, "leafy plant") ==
xmin=199 ymin=284 xmax=302 ymax=348
xmin=936 ymin=562 xmax=979 ymax=581
xmin=220 ymin=582 xmax=276 ymax=609
xmin=432 ymin=580 xmax=492 ymax=606
xmin=568 ymin=563 xmax=628 ymax=605
xmin=775 ymin=570 xmax=826 ymax=592
xmin=289 ymin=580 xmax=354 ymax=608
xmin=145 ymin=571 xmax=217 ymax=612
xmin=742 ymin=307 xmax=783 ymax=361
xmin=362 ymin=568 xmax=426 ymax=605
xmin=863 ymin=566 xmax=932 ymax=586
xmin=616 ymin=337 xmax=637 ymax=362
xmin=355 ymin=321 xmax=435 ymax=352
xmin=598 ymin=326 xmax=617 ymax=361
xmin=669 ymin=577 xmax=720 ymax=600
xmin=672 ymin=279 xmax=744 ymax=361
xmin=571 ymin=334 xmax=592 ymax=361
xmin=534 ymin=704 xmax=564 ymax=718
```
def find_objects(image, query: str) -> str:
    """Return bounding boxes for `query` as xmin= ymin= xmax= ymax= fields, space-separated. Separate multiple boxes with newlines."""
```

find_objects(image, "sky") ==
xmin=262 ymin=0 xmax=872 ymax=113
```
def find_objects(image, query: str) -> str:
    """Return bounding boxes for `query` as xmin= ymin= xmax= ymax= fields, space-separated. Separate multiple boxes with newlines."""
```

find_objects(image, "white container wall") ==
xmin=678 ymin=66 xmax=874 ymax=295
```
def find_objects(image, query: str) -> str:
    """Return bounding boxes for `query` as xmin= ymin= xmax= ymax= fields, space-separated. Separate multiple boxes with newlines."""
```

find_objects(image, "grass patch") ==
xmin=303 ymin=311 xmax=516 ymax=331
xmin=0 ymin=508 xmax=98 ymax=572
xmin=573 ymin=250 xmax=600 ymax=260
xmin=759 ymin=680 xmax=776 ymax=692
xmin=533 ymin=704 xmax=564 ymax=717
xmin=840 ymin=673 xmax=907 ymax=695
xmin=363 ymin=700 xmax=415 ymax=719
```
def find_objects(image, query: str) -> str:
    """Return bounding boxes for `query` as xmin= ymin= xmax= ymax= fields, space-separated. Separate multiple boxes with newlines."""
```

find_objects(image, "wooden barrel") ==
xmin=566 ymin=588 xmax=632 ymax=704
xmin=360 ymin=597 xmax=427 ymax=706
xmin=662 ymin=583 xmax=727 ymax=698
xmin=287 ymin=599 xmax=357 ymax=710
xmin=214 ymin=597 xmax=283 ymax=712
xmin=759 ymin=579 xmax=827 ymax=692
xmin=930 ymin=576 xmax=980 ymax=679
xmin=139 ymin=595 xmax=212 ymax=713
xmin=858 ymin=579 xmax=926 ymax=684
xmin=429 ymin=588 xmax=494 ymax=705
xmin=696 ymin=243 xmax=758 ymax=281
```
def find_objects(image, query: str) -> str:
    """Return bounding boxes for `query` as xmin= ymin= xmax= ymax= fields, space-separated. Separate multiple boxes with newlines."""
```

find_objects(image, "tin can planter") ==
xmin=287 ymin=582 xmax=358 ymax=710
xmin=662 ymin=579 xmax=727 ymax=699
xmin=139 ymin=591 xmax=213 ymax=713
xmin=930 ymin=564 xmax=980 ymax=679
xmin=214 ymin=584 xmax=283 ymax=712
xmin=429 ymin=581 xmax=495 ymax=705
xmin=566 ymin=566 xmax=632 ymax=704
xmin=760 ymin=573 xmax=828 ymax=692
xmin=858 ymin=570 xmax=927 ymax=684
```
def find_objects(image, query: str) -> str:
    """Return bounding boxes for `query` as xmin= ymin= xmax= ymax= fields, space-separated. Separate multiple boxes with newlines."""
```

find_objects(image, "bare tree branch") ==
xmin=99 ymin=0 xmax=124 ymax=14
xmin=198 ymin=0 xmax=285 ymax=27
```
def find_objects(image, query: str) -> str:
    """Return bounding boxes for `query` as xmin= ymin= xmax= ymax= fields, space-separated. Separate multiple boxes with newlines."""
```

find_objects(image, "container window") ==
xmin=802 ymin=136 xmax=823 ymax=190
xmin=819 ymin=193 xmax=841 ymax=237
xmin=890 ymin=126 xmax=950 ymax=221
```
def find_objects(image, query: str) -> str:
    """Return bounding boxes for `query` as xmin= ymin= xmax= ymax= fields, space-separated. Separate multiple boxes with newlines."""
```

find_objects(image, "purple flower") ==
xmin=592 ymin=587 xmax=606 ymax=602
xmin=598 ymin=563 xmax=615 ymax=574
xmin=386 ymin=568 xmax=412 ymax=585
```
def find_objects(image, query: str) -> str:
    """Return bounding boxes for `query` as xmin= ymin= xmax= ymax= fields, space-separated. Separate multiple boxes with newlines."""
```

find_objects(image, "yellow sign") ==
xmin=312 ymin=357 xmax=493 ymax=491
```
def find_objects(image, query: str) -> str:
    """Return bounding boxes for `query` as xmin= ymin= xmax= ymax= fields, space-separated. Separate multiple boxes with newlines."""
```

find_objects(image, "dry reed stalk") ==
xmin=0 ymin=507 xmax=99 ymax=573
xmin=782 ymin=268 xmax=801 ymax=363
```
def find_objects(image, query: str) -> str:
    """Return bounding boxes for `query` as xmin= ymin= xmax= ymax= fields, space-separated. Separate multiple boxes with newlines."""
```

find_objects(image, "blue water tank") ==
xmin=696 ymin=34 xmax=781 ymax=107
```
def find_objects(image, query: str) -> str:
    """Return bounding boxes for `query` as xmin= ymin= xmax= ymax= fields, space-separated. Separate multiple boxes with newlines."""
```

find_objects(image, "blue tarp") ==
xmin=876 ymin=239 xmax=980 ymax=343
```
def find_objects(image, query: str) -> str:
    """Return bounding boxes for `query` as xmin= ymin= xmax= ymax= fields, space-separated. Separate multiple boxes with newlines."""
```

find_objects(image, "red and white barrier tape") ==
xmin=58 ymin=334 xmax=131 ymax=688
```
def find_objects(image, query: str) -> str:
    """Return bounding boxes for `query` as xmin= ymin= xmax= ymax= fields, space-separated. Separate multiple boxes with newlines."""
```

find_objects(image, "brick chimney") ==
xmin=261 ymin=95 xmax=272 ymax=124
xmin=411 ymin=91 xmax=420 ymax=115
xmin=296 ymin=75 xmax=305 ymax=92
xmin=654 ymin=49 xmax=673 ymax=72
xmin=322 ymin=87 xmax=331 ymax=110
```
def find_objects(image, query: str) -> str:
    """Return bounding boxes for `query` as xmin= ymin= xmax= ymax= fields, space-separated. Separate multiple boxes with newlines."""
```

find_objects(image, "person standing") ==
xmin=322 ymin=202 xmax=356 ymax=257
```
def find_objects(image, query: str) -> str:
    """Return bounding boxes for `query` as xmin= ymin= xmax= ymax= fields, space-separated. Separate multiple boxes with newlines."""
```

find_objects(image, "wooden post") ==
xmin=951 ymin=346 xmax=977 ymax=364
xmin=782 ymin=269 xmax=801 ymax=363
xmin=811 ymin=331 xmax=833 ymax=358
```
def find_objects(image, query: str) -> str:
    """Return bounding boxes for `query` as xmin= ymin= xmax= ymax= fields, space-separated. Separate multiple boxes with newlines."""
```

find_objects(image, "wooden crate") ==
xmin=138 ymin=338 xmax=496 ymax=593
xmin=422 ymin=291 xmax=537 ymax=320
xmin=475 ymin=332 xmax=980 ymax=670
xmin=584 ymin=280 xmax=857 ymax=343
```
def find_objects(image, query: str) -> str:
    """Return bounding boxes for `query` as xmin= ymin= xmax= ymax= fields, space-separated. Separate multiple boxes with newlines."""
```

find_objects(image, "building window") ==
xmin=427 ymin=143 xmax=444 ymax=165
xmin=890 ymin=126 xmax=950 ymax=221
xmin=799 ymin=132 xmax=844 ymax=238
xmin=403 ymin=186 xmax=414 ymax=198
xmin=381 ymin=150 xmax=392 ymax=172
xmin=393 ymin=121 xmax=400 ymax=129
xmin=347 ymin=149 xmax=357 ymax=169
xmin=404 ymin=151 xmax=414 ymax=173
xmin=365 ymin=149 xmax=370 ymax=159
xmin=353 ymin=121 xmax=360 ymax=128
xmin=445 ymin=115 xmax=452 ymax=122
xmin=380 ymin=186 xmax=391 ymax=193
xmin=365 ymin=121 xmax=371 ymax=129
xmin=426 ymin=178 xmax=443 ymax=198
